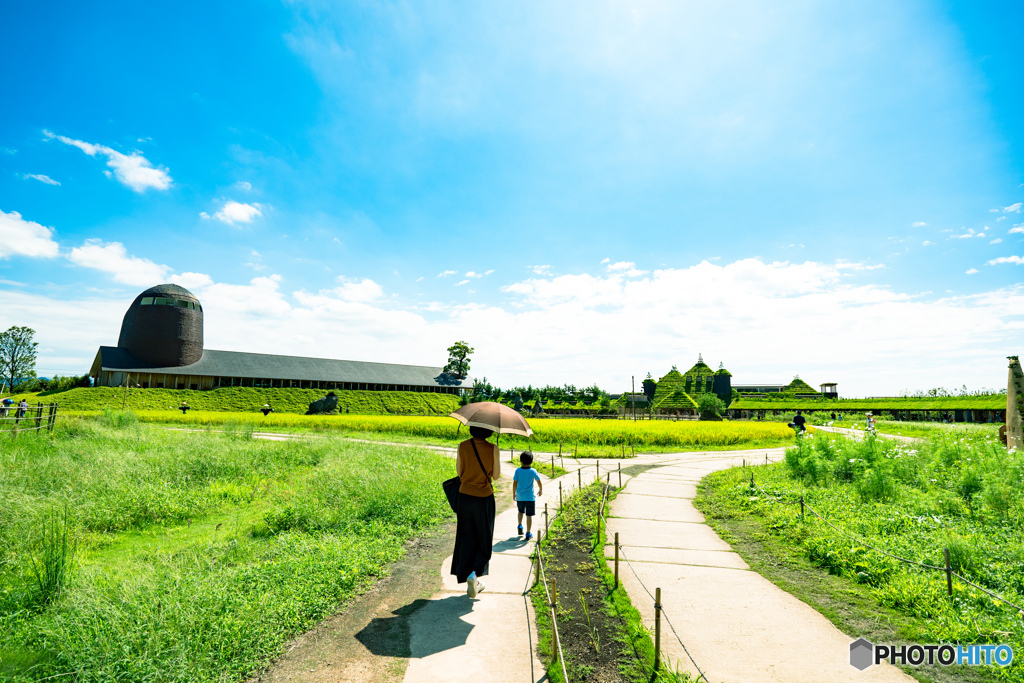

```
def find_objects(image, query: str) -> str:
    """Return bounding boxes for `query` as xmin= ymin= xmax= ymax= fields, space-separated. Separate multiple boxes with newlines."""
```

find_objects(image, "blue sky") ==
xmin=1 ymin=0 xmax=1022 ymax=396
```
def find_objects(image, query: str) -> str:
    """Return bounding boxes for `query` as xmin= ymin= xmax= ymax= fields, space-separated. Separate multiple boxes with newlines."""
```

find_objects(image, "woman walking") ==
xmin=452 ymin=425 xmax=501 ymax=597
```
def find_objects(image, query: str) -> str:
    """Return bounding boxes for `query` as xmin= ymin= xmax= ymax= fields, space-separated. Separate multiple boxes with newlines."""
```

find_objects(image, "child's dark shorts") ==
xmin=516 ymin=500 xmax=536 ymax=516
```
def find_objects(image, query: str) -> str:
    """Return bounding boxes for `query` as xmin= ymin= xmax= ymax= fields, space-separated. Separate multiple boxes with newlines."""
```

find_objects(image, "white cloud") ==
xmin=991 ymin=238 xmax=1003 ymax=244
xmin=997 ymin=216 xmax=1007 ymax=222
xmin=11 ymin=257 xmax=1024 ymax=396
xmin=210 ymin=200 xmax=263 ymax=225
xmin=911 ymin=221 xmax=927 ymax=227
xmin=437 ymin=270 xmax=457 ymax=278
xmin=529 ymin=265 xmax=552 ymax=275
xmin=44 ymin=130 xmax=172 ymax=192
xmin=1004 ymin=203 xmax=1022 ymax=213
xmin=965 ymin=268 xmax=978 ymax=275
xmin=455 ymin=279 xmax=470 ymax=286
xmin=988 ymin=256 xmax=1024 ymax=266
xmin=950 ymin=228 xmax=985 ymax=239
xmin=600 ymin=258 xmax=610 ymax=264
xmin=20 ymin=173 xmax=60 ymax=186
xmin=1010 ymin=226 xmax=1024 ymax=235
xmin=332 ymin=277 xmax=384 ymax=302
xmin=174 ymin=272 xmax=214 ymax=289
xmin=834 ymin=261 xmax=885 ymax=271
xmin=606 ymin=260 xmax=648 ymax=277
xmin=235 ymin=181 xmax=252 ymax=191
xmin=415 ymin=276 xmax=425 ymax=282
xmin=922 ymin=240 xmax=933 ymax=246
xmin=465 ymin=271 xmax=484 ymax=278
xmin=0 ymin=209 xmax=60 ymax=259
xmin=68 ymin=239 xmax=171 ymax=285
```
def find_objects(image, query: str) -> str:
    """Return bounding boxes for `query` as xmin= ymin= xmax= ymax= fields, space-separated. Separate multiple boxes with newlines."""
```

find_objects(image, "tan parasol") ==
xmin=449 ymin=401 xmax=533 ymax=437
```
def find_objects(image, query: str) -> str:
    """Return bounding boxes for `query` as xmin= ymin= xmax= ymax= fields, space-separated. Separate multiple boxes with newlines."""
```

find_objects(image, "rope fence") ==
xmin=0 ymin=402 xmax=60 ymax=437
xmin=746 ymin=471 xmax=1024 ymax=614
xmin=595 ymin=478 xmax=710 ymax=682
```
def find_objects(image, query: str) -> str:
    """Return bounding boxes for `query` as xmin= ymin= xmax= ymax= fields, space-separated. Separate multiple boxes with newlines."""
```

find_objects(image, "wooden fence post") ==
xmin=559 ymin=481 xmax=563 ymax=509
xmin=614 ymin=532 xmax=620 ymax=589
xmin=545 ymin=503 xmax=549 ymax=538
xmin=800 ymin=495 xmax=805 ymax=520
xmin=618 ymin=462 xmax=622 ymax=488
xmin=654 ymin=587 xmax=662 ymax=670
xmin=578 ymin=468 xmax=581 ymax=489
xmin=35 ymin=402 xmax=43 ymax=433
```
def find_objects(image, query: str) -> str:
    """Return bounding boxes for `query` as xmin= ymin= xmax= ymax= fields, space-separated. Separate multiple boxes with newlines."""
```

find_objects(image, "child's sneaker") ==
xmin=475 ymin=579 xmax=485 ymax=595
xmin=517 ymin=524 xmax=523 ymax=535
xmin=467 ymin=572 xmax=478 ymax=598
xmin=524 ymin=532 xmax=533 ymax=541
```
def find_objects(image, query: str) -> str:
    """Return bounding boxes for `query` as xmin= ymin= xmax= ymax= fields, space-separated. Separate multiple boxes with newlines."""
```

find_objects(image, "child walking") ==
xmin=512 ymin=451 xmax=543 ymax=540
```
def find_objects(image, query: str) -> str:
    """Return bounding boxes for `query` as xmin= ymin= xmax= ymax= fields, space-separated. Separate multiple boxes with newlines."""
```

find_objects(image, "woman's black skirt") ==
xmin=451 ymin=493 xmax=495 ymax=584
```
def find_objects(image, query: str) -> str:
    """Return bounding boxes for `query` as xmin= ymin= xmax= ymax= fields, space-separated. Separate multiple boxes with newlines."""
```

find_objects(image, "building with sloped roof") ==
xmin=89 ymin=284 xmax=472 ymax=395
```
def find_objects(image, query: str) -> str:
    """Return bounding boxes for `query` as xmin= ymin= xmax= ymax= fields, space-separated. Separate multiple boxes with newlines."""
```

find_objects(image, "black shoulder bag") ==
xmin=442 ymin=440 xmax=493 ymax=513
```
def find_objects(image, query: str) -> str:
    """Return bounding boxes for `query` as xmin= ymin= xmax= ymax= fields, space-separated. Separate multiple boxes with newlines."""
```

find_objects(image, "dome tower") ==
xmin=117 ymin=284 xmax=204 ymax=366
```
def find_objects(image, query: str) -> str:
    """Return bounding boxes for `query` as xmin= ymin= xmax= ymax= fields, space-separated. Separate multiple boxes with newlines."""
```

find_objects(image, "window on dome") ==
xmin=141 ymin=297 xmax=154 ymax=305
xmin=154 ymin=297 xmax=172 ymax=305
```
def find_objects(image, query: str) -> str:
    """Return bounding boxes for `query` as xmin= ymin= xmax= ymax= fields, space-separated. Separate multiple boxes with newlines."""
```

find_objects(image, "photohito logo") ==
xmin=850 ymin=639 xmax=1013 ymax=670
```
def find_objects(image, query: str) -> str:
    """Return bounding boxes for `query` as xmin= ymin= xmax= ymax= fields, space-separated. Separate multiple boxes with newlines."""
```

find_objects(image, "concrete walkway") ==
xmin=401 ymin=454 xmax=622 ymax=683
xmin=605 ymin=448 xmax=914 ymax=683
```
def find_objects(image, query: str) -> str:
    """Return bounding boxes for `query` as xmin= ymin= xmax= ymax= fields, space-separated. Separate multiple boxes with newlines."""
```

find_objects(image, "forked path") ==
xmin=605 ymin=448 xmax=914 ymax=683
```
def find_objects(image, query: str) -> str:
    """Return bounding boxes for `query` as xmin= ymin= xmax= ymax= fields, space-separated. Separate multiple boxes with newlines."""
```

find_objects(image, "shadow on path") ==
xmin=355 ymin=596 xmax=476 ymax=659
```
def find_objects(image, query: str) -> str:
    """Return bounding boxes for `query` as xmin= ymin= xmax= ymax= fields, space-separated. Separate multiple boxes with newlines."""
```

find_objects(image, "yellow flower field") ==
xmin=128 ymin=411 xmax=797 ymax=453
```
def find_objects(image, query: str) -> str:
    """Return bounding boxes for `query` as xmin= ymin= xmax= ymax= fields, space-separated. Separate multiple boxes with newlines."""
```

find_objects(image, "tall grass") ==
xmin=0 ymin=416 xmax=455 ymax=683
xmin=705 ymin=430 xmax=1024 ymax=681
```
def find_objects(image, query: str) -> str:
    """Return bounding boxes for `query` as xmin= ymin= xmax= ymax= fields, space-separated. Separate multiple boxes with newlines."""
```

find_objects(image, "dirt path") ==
xmin=605 ymin=448 xmax=916 ymax=683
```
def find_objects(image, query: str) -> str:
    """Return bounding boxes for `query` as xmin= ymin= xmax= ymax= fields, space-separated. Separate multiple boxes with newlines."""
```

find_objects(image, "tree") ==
xmin=696 ymin=392 xmax=726 ymax=419
xmin=0 ymin=326 xmax=38 ymax=392
xmin=444 ymin=341 xmax=475 ymax=379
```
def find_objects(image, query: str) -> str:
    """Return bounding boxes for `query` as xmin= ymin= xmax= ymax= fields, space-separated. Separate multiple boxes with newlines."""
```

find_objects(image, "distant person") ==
xmin=512 ymin=451 xmax=543 ymax=541
xmin=260 ymin=404 xmax=274 ymax=416
xmin=18 ymin=399 xmax=29 ymax=418
xmin=830 ymin=412 xmax=836 ymax=421
xmin=789 ymin=410 xmax=806 ymax=433
xmin=179 ymin=402 xmax=190 ymax=415
xmin=452 ymin=425 xmax=500 ymax=598
xmin=866 ymin=412 xmax=876 ymax=433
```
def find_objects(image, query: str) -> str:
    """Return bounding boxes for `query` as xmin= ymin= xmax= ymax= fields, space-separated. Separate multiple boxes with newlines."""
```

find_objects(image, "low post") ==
xmin=551 ymin=453 xmax=555 ymax=476
xmin=551 ymin=576 xmax=559 ymax=663
xmin=614 ymin=532 xmax=620 ymax=589
xmin=578 ymin=468 xmax=582 ymax=489
xmin=944 ymin=548 xmax=953 ymax=596
xmin=750 ymin=470 xmax=755 ymax=492
xmin=596 ymin=461 xmax=599 ymax=481
xmin=558 ymin=442 xmax=562 ymax=459
xmin=766 ymin=452 xmax=769 ymax=465
xmin=559 ymin=481 xmax=563 ymax=508
xmin=545 ymin=503 xmax=549 ymax=537
xmin=618 ymin=461 xmax=622 ymax=488
xmin=597 ymin=501 xmax=602 ymax=546
xmin=800 ymin=495 xmax=805 ymax=519
xmin=654 ymin=587 xmax=662 ymax=671
xmin=35 ymin=403 xmax=43 ymax=432
xmin=574 ymin=440 xmax=578 ymax=458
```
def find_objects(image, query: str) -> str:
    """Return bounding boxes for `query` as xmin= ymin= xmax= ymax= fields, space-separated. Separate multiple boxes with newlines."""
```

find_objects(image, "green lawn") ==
xmin=0 ymin=411 xmax=457 ymax=683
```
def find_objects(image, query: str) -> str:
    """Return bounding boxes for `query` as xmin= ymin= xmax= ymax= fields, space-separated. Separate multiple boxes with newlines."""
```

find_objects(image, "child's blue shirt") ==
xmin=513 ymin=466 xmax=542 ymax=501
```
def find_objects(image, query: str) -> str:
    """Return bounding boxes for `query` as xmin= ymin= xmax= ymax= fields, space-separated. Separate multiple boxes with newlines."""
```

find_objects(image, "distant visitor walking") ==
xmin=789 ymin=410 xmax=806 ymax=433
xmin=451 ymin=426 xmax=500 ymax=598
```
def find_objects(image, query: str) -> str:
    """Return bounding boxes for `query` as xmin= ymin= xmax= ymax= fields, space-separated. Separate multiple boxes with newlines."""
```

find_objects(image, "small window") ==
xmin=176 ymin=299 xmax=189 ymax=308
xmin=141 ymin=297 xmax=154 ymax=305
xmin=154 ymin=297 xmax=171 ymax=305
xmin=197 ymin=304 xmax=203 ymax=312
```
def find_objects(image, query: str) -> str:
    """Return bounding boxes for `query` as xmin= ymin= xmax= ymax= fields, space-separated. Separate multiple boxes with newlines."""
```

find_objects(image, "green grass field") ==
xmin=0 ymin=412 xmax=457 ymax=683
xmin=697 ymin=430 xmax=1024 ymax=682
xmin=116 ymin=411 xmax=799 ymax=457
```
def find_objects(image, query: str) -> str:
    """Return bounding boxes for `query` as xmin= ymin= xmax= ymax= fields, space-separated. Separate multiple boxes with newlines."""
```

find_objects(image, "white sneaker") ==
xmin=475 ymin=579 xmax=485 ymax=595
xmin=467 ymin=572 xmax=477 ymax=598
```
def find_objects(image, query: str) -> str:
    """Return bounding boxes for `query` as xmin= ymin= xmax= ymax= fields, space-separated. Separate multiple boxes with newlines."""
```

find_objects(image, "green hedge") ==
xmin=7 ymin=386 xmax=461 ymax=415
xmin=731 ymin=395 xmax=1005 ymax=411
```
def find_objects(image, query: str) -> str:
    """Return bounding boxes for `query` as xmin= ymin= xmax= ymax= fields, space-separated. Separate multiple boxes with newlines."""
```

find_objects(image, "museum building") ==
xmin=89 ymin=284 xmax=472 ymax=395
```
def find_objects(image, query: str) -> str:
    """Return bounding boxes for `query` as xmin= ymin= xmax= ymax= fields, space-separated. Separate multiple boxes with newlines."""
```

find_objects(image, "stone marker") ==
xmin=1008 ymin=356 xmax=1023 ymax=451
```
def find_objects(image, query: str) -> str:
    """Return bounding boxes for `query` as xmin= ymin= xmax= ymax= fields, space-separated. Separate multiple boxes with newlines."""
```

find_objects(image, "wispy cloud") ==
xmin=244 ymin=250 xmax=267 ymax=271
xmin=437 ymin=270 xmax=457 ymax=278
xmin=965 ymin=268 xmax=978 ymax=275
xmin=991 ymin=238 xmax=1003 ymax=244
xmin=1010 ymin=226 xmax=1024 ymax=235
xmin=950 ymin=228 xmax=986 ymax=239
xmin=528 ymin=265 xmax=552 ymax=275
xmin=455 ymin=279 xmax=470 ymax=286
xmin=988 ymin=255 xmax=1024 ymax=266
xmin=19 ymin=173 xmax=60 ymax=186
xmin=911 ymin=221 xmax=927 ymax=227
xmin=1004 ymin=203 xmax=1022 ymax=213
xmin=0 ymin=209 xmax=60 ymax=259
xmin=68 ymin=239 xmax=171 ymax=285
xmin=235 ymin=181 xmax=252 ymax=191
xmin=332 ymin=277 xmax=384 ymax=302
xmin=835 ymin=261 xmax=885 ymax=271
xmin=922 ymin=240 xmax=933 ymax=246
xmin=43 ymin=130 xmax=172 ymax=192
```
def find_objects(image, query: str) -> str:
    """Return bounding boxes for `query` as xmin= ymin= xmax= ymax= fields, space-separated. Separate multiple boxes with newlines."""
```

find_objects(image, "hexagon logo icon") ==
xmin=850 ymin=638 xmax=874 ymax=671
